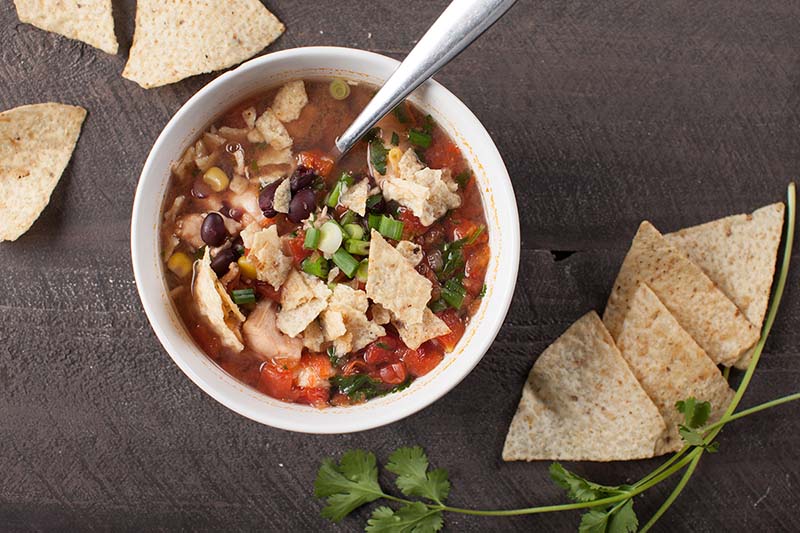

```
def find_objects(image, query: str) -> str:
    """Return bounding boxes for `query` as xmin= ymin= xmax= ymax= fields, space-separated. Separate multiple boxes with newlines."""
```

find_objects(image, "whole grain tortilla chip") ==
xmin=616 ymin=284 xmax=734 ymax=455
xmin=272 ymin=80 xmax=308 ymax=123
xmin=14 ymin=0 xmax=118 ymax=54
xmin=665 ymin=203 xmax=784 ymax=368
xmin=502 ymin=312 xmax=666 ymax=461
xmin=276 ymin=270 xmax=331 ymax=337
xmin=393 ymin=308 xmax=450 ymax=350
xmin=193 ymin=248 xmax=245 ymax=351
xmin=122 ymin=0 xmax=284 ymax=88
xmin=366 ymin=230 xmax=432 ymax=325
xmin=0 ymin=103 xmax=86 ymax=242
xmin=603 ymin=221 xmax=759 ymax=367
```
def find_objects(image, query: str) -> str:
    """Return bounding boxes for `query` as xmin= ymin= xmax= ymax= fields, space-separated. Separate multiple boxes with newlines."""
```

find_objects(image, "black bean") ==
xmin=192 ymin=178 xmax=212 ymax=199
xmin=210 ymin=248 xmax=237 ymax=277
xmin=288 ymin=187 xmax=316 ymax=223
xmin=290 ymin=165 xmax=316 ymax=193
xmin=258 ymin=180 xmax=282 ymax=218
xmin=201 ymin=212 xmax=228 ymax=246
xmin=221 ymin=202 xmax=243 ymax=222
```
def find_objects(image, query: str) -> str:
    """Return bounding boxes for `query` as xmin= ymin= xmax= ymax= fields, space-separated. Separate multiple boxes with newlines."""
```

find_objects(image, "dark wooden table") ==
xmin=2 ymin=1 xmax=798 ymax=531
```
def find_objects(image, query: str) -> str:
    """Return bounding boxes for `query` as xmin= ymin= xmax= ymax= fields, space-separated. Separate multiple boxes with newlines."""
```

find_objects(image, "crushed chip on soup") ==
xmin=159 ymin=79 xmax=489 ymax=407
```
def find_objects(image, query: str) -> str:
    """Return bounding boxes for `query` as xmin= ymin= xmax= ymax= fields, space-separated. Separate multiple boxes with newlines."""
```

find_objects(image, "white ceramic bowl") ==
xmin=131 ymin=47 xmax=519 ymax=433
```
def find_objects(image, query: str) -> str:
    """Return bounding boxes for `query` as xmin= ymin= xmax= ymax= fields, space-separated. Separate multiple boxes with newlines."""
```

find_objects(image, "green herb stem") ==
xmin=640 ymin=452 xmax=702 ymax=533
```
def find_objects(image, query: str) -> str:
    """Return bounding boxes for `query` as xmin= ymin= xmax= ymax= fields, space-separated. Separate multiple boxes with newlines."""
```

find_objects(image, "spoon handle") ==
xmin=334 ymin=0 xmax=517 ymax=156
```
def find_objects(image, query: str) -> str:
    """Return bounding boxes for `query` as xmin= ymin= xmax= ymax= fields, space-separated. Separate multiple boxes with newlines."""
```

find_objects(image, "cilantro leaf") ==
xmin=386 ymin=447 xmax=450 ymax=504
xmin=370 ymin=136 xmax=388 ymax=175
xmin=314 ymin=450 xmax=384 ymax=522
xmin=676 ymin=397 xmax=711 ymax=428
xmin=579 ymin=509 xmax=609 ymax=533
xmin=366 ymin=502 xmax=444 ymax=533
xmin=608 ymin=499 xmax=638 ymax=533
xmin=549 ymin=463 xmax=624 ymax=502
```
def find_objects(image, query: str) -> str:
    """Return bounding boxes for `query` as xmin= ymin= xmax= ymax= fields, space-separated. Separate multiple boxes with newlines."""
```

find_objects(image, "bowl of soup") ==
xmin=131 ymin=47 xmax=519 ymax=433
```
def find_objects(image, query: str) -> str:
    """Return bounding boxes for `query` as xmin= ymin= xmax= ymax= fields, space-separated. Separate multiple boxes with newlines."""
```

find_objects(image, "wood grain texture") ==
xmin=1 ymin=1 xmax=799 ymax=531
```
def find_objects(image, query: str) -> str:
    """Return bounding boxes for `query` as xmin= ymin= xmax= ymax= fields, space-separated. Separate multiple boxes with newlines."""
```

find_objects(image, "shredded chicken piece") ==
xmin=243 ymin=300 xmax=303 ymax=363
xmin=175 ymin=213 xmax=204 ymax=249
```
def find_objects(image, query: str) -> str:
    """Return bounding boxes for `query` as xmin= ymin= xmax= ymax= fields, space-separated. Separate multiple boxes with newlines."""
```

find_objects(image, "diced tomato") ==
xmin=297 ymin=150 xmax=334 ymax=177
xmin=191 ymin=323 xmax=221 ymax=358
xmin=285 ymin=232 xmax=313 ymax=265
xmin=425 ymin=132 xmax=464 ymax=173
xmin=436 ymin=309 xmax=466 ymax=352
xmin=257 ymin=363 xmax=297 ymax=402
xmin=462 ymin=276 xmax=484 ymax=297
xmin=301 ymin=352 xmax=335 ymax=380
xmin=364 ymin=336 xmax=400 ymax=365
xmin=295 ymin=387 xmax=330 ymax=407
xmin=379 ymin=362 xmax=408 ymax=385
xmin=464 ymin=243 xmax=490 ymax=296
xmin=448 ymin=217 xmax=487 ymax=245
xmin=402 ymin=341 xmax=444 ymax=377
xmin=342 ymin=359 xmax=368 ymax=376
xmin=254 ymin=281 xmax=282 ymax=302
xmin=397 ymin=207 xmax=426 ymax=240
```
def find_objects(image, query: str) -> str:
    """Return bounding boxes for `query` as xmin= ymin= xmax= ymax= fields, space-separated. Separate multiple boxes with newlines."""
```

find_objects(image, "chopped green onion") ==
xmin=317 ymin=220 xmax=344 ymax=254
xmin=345 ymin=239 xmax=370 ymax=256
xmin=326 ymin=181 xmax=343 ymax=208
xmin=377 ymin=215 xmax=404 ymax=240
xmin=466 ymin=225 xmax=485 ymax=245
xmin=454 ymin=171 xmax=471 ymax=189
xmin=429 ymin=299 xmax=448 ymax=313
xmin=391 ymin=132 xmax=399 ymax=146
xmin=231 ymin=288 xmax=256 ymax=305
xmin=368 ymin=213 xmax=382 ymax=231
xmin=301 ymin=255 xmax=330 ymax=279
xmin=329 ymin=79 xmax=350 ymax=100
xmin=408 ymin=129 xmax=432 ymax=148
xmin=366 ymin=194 xmax=383 ymax=210
xmin=479 ymin=284 xmax=487 ymax=298
xmin=339 ymin=172 xmax=354 ymax=186
xmin=332 ymin=248 xmax=360 ymax=278
xmin=441 ymin=278 xmax=466 ymax=309
xmin=304 ymin=228 xmax=321 ymax=249
xmin=339 ymin=210 xmax=357 ymax=227
xmin=343 ymin=223 xmax=364 ymax=240
xmin=356 ymin=259 xmax=369 ymax=282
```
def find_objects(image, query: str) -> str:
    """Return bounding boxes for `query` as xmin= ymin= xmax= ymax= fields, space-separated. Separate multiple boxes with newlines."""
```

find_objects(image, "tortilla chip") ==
xmin=193 ymin=248 xmax=245 ymax=351
xmin=339 ymin=179 xmax=369 ymax=217
xmin=395 ymin=240 xmax=423 ymax=266
xmin=665 ymin=203 xmax=784 ymax=368
xmin=327 ymin=284 xmax=385 ymax=352
xmin=502 ymin=312 xmax=666 ymax=461
xmin=14 ymin=0 xmax=118 ymax=54
xmin=241 ymin=223 xmax=291 ymax=290
xmin=272 ymin=80 xmax=308 ymax=123
xmin=122 ymin=0 xmax=284 ymax=88
xmin=256 ymin=108 xmax=293 ymax=150
xmin=276 ymin=270 xmax=330 ymax=337
xmin=394 ymin=308 xmax=450 ymax=350
xmin=0 ymin=103 xmax=86 ymax=242
xmin=616 ymin=284 xmax=734 ymax=455
xmin=603 ymin=221 xmax=759 ymax=367
xmin=273 ymin=178 xmax=291 ymax=214
xmin=366 ymin=230 xmax=432 ymax=325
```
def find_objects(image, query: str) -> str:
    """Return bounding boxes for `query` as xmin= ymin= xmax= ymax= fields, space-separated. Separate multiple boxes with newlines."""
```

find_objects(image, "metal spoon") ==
xmin=334 ymin=0 xmax=518 ymax=156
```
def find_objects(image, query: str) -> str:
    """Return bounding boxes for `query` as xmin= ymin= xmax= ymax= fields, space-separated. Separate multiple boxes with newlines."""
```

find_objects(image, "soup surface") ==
xmin=160 ymin=79 xmax=489 ymax=407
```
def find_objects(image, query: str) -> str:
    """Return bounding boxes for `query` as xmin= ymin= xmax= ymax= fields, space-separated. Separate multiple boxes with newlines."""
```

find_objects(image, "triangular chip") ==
xmin=193 ymin=248 xmax=245 ymax=351
xmin=123 ymin=0 xmax=284 ymax=88
xmin=502 ymin=312 xmax=666 ymax=462
xmin=616 ymin=284 xmax=734 ymax=455
xmin=0 ymin=103 xmax=86 ymax=242
xmin=665 ymin=203 xmax=784 ymax=368
xmin=14 ymin=0 xmax=118 ymax=54
xmin=603 ymin=221 xmax=759 ymax=367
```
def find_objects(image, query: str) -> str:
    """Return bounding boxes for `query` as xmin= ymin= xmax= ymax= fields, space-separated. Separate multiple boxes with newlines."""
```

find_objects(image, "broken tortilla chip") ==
xmin=193 ymin=248 xmax=245 ymax=351
xmin=665 ymin=203 xmax=784 ymax=369
xmin=616 ymin=284 xmax=734 ymax=455
xmin=0 ymin=103 xmax=86 ymax=242
xmin=14 ymin=0 xmax=118 ymax=54
xmin=603 ymin=221 xmax=759 ymax=367
xmin=122 ymin=0 xmax=284 ymax=88
xmin=502 ymin=312 xmax=666 ymax=461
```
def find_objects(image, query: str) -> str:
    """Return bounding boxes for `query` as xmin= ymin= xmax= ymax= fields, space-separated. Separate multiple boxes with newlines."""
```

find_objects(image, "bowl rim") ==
xmin=131 ymin=46 xmax=520 ymax=433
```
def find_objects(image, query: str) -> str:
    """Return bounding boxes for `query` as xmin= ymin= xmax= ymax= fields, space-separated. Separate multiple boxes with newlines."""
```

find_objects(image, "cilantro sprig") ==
xmin=314 ymin=183 xmax=799 ymax=533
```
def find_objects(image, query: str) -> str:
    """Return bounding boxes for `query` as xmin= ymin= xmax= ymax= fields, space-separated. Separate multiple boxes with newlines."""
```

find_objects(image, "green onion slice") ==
xmin=329 ymin=79 xmax=350 ymax=100
xmin=345 ymin=239 xmax=370 ymax=256
xmin=304 ymin=228 xmax=321 ymax=249
xmin=317 ymin=221 xmax=344 ymax=254
xmin=377 ymin=215 xmax=404 ymax=240
xmin=356 ymin=259 xmax=369 ymax=282
xmin=441 ymin=278 xmax=466 ymax=309
xmin=301 ymin=255 xmax=330 ymax=279
xmin=343 ymin=223 xmax=364 ymax=240
xmin=332 ymin=248 xmax=360 ymax=278
xmin=231 ymin=288 xmax=256 ymax=305
xmin=408 ymin=129 xmax=432 ymax=149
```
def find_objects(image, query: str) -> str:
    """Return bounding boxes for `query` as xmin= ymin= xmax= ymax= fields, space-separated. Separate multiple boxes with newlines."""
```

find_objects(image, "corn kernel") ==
xmin=203 ymin=166 xmax=229 ymax=192
xmin=167 ymin=252 xmax=193 ymax=278
xmin=388 ymin=147 xmax=402 ymax=172
xmin=237 ymin=256 xmax=257 ymax=279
